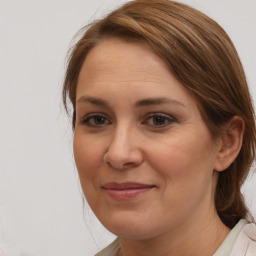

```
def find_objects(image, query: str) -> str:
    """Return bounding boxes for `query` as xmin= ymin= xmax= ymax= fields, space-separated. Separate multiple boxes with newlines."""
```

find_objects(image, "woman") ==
xmin=63 ymin=0 xmax=256 ymax=255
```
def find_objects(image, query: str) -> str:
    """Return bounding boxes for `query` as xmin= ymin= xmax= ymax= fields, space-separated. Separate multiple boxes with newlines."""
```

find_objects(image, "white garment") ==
xmin=96 ymin=219 xmax=256 ymax=256
xmin=230 ymin=222 xmax=256 ymax=256
xmin=95 ymin=239 xmax=119 ymax=256
xmin=213 ymin=219 xmax=256 ymax=256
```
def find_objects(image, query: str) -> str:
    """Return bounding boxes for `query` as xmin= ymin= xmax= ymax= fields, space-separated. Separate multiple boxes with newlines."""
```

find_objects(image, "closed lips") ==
xmin=102 ymin=182 xmax=156 ymax=190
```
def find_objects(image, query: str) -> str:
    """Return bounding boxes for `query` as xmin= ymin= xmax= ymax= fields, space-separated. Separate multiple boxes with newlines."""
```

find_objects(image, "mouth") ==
xmin=101 ymin=182 xmax=156 ymax=200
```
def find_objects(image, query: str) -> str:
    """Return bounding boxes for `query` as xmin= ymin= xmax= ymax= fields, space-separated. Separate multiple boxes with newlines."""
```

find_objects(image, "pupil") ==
xmin=153 ymin=116 xmax=165 ymax=125
xmin=95 ymin=116 xmax=105 ymax=125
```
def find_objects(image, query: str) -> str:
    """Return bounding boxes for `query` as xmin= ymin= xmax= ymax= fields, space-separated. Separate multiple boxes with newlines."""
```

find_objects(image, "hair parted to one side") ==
xmin=63 ymin=0 xmax=256 ymax=228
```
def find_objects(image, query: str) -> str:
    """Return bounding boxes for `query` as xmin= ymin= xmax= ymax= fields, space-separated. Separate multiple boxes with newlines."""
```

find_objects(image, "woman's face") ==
xmin=74 ymin=39 xmax=222 ymax=240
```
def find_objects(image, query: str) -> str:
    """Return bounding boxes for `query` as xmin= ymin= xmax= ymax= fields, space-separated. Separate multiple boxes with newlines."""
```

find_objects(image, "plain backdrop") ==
xmin=0 ymin=0 xmax=255 ymax=255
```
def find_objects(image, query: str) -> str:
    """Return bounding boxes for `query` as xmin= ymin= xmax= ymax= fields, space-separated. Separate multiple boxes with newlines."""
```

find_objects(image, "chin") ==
xmin=99 ymin=212 xmax=159 ymax=240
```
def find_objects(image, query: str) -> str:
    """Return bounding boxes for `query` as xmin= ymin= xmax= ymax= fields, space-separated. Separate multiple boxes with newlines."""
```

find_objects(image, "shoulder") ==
xmin=231 ymin=221 xmax=256 ymax=256
xmin=95 ymin=238 xmax=120 ymax=256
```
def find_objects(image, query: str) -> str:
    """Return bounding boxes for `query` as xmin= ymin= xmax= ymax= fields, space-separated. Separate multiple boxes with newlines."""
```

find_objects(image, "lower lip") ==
xmin=104 ymin=187 xmax=154 ymax=200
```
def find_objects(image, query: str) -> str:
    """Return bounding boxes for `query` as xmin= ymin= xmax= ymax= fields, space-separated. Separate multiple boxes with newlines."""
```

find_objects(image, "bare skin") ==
xmin=118 ymin=205 xmax=230 ymax=255
xmin=74 ymin=38 xmax=243 ymax=256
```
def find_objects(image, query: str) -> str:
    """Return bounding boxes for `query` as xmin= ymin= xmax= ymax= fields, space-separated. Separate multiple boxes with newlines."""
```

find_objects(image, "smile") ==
xmin=101 ymin=182 xmax=156 ymax=200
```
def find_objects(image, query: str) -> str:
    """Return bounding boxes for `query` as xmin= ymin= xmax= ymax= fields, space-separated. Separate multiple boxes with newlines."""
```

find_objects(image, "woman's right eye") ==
xmin=80 ymin=114 xmax=110 ymax=127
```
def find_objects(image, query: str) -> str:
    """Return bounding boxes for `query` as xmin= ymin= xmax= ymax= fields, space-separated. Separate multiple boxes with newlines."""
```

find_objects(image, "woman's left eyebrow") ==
xmin=135 ymin=97 xmax=186 ymax=108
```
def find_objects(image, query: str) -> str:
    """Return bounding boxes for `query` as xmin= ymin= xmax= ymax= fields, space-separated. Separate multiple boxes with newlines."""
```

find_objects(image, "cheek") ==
xmin=149 ymin=131 xmax=216 ymax=192
xmin=73 ymin=134 xmax=104 ymax=183
xmin=73 ymin=134 xmax=106 ymax=209
xmin=146 ymin=135 xmax=217 ymax=225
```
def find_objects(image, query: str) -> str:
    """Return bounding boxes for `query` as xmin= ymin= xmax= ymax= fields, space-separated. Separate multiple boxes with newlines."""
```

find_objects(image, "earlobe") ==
xmin=214 ymin=116 xmax=245 ymax=172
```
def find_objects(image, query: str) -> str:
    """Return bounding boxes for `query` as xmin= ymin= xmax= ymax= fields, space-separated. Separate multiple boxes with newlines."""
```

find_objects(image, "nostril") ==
xmin=103 ymin=149 xmax=143 ymax=170
xmin=123 ymin=162 xmax=136 ymax=167
xmin=103 ymin=136 xmax=144 ymax=170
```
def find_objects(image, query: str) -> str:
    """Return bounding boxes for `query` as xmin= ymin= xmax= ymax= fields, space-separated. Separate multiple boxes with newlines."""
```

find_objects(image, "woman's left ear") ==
xmin=214 ymin=116 xmax=245 ymax=172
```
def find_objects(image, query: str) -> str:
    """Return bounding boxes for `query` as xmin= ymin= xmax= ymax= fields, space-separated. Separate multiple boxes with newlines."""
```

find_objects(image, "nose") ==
xmin=103 ymin=126 xmax=144 ymax=170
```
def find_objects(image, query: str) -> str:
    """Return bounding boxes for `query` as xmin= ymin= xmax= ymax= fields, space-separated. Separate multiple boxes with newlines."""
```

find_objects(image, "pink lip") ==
xmin=102 ymin=182 xmax=156 ymax=200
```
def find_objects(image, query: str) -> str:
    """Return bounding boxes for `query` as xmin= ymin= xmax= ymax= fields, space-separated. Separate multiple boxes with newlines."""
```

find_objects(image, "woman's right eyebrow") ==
xmin=76 ymin=96 xmax=109 ymax=107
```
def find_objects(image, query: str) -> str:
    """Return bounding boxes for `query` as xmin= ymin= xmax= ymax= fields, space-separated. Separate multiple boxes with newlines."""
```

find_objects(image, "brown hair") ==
xmin=63 ymin=0 xmax=256 ymax=228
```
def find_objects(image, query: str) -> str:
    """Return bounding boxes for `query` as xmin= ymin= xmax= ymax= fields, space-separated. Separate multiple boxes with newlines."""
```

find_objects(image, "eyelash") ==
xmin=79 ymin=113 xmax=175 ymax=128
xmin=143 ymin=113 xmax=175 ymax=128
xmin=80 ymin=113 xmax=110 ymax=127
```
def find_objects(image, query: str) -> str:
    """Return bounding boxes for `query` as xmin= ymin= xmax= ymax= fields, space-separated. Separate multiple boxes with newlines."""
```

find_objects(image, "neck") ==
xmin=118 ymin=210 xmax=230 ymax=256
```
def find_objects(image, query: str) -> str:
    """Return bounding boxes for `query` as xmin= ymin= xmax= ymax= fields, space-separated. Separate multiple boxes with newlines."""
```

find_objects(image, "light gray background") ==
xmin=0 ymin=0 xmax=255 ymax=255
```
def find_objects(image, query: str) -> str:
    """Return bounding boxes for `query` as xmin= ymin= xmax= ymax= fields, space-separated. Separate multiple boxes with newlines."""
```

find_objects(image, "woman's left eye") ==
xmin=143 ymin=113 xmax=175 ymax=128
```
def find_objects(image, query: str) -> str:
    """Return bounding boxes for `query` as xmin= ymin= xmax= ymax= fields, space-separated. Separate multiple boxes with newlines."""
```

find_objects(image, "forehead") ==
xmin=77 ymin=38 xmax=194 ymax=101
xmin=80 ymin=38 xmax=167 ymax=81
xmin=75 ymin=38 xmax=208 ymax=131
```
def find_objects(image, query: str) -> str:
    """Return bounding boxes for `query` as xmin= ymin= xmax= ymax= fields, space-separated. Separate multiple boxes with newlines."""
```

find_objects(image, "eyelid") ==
xmin=142 ymin=112 xmax=176 ymax=128
xmin=79 ymin=112 xmax=112 ymax=126
xmin=77 ymin=112 xmax=176 ymax=128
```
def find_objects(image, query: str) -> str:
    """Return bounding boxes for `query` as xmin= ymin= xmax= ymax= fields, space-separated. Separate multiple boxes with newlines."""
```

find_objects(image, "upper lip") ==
xmin=102 ymin=182 xmax=156 ymax=190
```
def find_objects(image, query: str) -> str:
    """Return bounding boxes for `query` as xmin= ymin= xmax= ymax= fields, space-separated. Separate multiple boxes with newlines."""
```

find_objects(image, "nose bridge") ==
xmin=109 ymin=121 xmax=135 ymax=157
xmin=104 ymin=121 xmax=143 ymax=169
